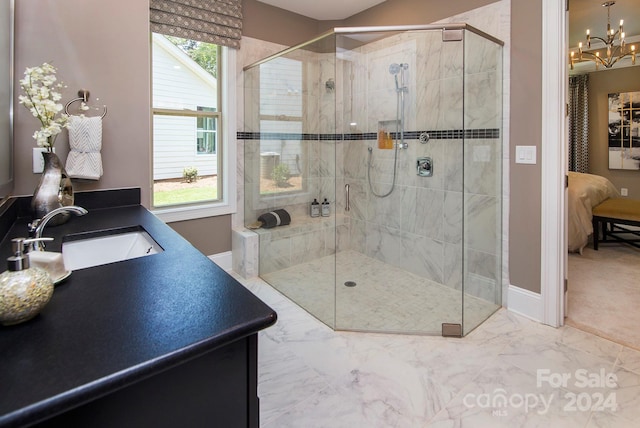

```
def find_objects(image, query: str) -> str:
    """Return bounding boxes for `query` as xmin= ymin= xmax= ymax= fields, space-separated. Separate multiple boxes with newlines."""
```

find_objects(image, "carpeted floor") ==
xmin=567 ymin=242 xmax=640 ymax=350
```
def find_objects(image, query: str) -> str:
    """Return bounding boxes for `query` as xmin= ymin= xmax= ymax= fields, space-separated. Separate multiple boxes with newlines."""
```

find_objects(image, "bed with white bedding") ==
xmin=568 ymin=171 xmax=620 ymax=253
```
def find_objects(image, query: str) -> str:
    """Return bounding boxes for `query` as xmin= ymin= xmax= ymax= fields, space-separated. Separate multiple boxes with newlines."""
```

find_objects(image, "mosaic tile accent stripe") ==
xmin=237 ymin=128 xmax=500 ymax=141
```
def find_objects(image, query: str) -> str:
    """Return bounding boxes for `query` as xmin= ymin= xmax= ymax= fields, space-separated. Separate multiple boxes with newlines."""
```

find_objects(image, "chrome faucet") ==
xmin=28 ymin=206 xmax=88 ymax=251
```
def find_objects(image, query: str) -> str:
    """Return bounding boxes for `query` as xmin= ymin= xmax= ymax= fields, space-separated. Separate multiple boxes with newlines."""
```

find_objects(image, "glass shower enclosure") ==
xmin=243 ymin=25 xmax=503 ymax=336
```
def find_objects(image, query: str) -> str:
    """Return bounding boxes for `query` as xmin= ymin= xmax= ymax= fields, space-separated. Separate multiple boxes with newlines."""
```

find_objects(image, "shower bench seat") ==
xmin=253 ymin=213 xmax=346 ymax=240
xmin=248 ymin=213 xmax=349 ymax=276
xmin=592 ymin=198 xmax=640 ymax=250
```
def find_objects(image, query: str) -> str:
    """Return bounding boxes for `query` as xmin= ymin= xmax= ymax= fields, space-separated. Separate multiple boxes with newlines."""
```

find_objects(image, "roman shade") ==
xmin=150 ymin=0 xmax=242 ymax=49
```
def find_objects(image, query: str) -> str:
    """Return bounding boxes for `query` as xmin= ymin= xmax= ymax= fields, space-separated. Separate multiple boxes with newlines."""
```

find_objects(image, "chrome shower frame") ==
xmin=244 ymin=24 xmax=503 ymax=70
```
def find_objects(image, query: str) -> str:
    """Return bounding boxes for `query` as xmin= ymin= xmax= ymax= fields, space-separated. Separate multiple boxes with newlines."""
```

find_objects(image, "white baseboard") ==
xmin=209 ymin=251 xmax=233 ymax=271
xmin=507 ymin=285 xmax=542 ymax=322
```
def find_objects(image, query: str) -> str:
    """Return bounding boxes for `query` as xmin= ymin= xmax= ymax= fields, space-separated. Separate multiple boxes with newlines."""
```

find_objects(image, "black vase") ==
xmin=31 ymin=151 xmax=74 ymax=226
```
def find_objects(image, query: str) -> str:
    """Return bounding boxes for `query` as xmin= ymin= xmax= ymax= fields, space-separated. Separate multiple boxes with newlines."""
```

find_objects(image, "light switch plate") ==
xmin=33 ymin=147 xmax=55 ymax=173
xmin=515 ymin=145 xmax=536 ymax=164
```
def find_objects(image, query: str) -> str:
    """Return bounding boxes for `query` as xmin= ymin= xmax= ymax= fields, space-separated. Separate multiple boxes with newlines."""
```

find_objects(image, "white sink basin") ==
xmin=62 ymin=227 xmax=163 ymax=270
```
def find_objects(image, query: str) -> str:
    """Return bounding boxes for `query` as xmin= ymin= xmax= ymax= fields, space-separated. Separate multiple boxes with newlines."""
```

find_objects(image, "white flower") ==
xmin=19 ymin=62 xmax=69 ymax=151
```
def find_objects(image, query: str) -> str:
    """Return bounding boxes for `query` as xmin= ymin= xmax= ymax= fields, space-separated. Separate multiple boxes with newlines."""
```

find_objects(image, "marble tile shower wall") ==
xmin=340 ymin=30 xmax=502 ymax=303
xmin=436 ymin=0 xmax=511 ymax=303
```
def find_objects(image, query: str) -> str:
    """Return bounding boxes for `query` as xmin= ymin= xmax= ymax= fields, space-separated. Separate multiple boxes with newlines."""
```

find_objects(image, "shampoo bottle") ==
xmin=311 ymin=199 xmax=320 ymax=217
xmin=321 ymin=198 xmax=330 ymax=217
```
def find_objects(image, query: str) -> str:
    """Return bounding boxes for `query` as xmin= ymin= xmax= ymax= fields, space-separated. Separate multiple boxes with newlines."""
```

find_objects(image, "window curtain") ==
xmin=150 ymin=0 xmax=242 ymax=49
xmin=568 ymin=74 xmax=589 ymax=172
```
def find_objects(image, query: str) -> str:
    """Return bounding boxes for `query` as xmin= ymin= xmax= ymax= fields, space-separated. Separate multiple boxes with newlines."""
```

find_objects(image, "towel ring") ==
xmin=64 ymin=89 xmax=107 ymax=119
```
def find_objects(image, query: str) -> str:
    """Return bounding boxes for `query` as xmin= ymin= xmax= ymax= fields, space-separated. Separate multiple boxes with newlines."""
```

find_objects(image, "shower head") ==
xmin=390 ymin=63 xmax=409 ymax=92
xmin=389 ymin=63 xmax=409 ymax=75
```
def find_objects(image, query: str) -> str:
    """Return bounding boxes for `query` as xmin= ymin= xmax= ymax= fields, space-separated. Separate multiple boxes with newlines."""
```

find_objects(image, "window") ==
xmin=197 ymin=106 xmax=217 ymax=155
xmin=152 ymin=32 xmax=232 ymax=215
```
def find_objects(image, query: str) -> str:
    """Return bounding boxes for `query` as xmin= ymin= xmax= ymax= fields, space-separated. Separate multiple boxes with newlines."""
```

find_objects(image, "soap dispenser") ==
xmin=310 ymin=199 xmax=320 ymax=217
xmin=0 ymin=238 xmax=54 ymax=326
xmin=321 ymin=198 xmax=330 ymax=217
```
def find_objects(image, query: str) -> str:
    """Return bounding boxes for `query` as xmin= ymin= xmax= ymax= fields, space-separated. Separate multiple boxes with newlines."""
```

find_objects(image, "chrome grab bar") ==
xmin=345 ymin=183 xmax=350 ymax=212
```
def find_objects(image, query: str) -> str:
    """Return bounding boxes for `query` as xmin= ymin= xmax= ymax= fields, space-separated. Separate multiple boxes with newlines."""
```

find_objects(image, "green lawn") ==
xmin=153 ymin=187 xmax=218 ymax=206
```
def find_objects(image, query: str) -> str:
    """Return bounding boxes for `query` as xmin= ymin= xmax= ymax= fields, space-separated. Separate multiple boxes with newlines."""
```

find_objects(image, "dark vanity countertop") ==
xmin=0 ymin=201 xmax=277 ymax=427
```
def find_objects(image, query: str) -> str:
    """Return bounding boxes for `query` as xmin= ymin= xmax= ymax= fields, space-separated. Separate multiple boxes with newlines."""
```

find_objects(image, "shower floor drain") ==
xmin=344 ymin=281 xmax=357 ymax=287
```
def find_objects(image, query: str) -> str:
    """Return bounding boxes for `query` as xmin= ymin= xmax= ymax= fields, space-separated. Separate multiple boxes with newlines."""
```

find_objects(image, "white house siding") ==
xmin=152 ymin=35 xmax=218 ymax=180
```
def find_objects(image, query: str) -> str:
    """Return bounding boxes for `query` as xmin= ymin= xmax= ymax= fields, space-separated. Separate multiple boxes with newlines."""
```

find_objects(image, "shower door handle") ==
xmin=345 ymin=184 xmax=350 ymax=212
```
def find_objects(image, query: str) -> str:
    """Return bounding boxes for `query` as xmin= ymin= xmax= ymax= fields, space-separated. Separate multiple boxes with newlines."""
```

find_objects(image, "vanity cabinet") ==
xmin=0 ymin=190 xmax=276 ymax=428
xmin=37 ymin=335 xmax=260 ymax=428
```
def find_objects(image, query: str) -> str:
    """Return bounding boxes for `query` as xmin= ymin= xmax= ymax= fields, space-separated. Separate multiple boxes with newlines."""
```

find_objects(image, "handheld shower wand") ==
xmin=389 ymin=63 xmax=408 ymax=93
xmin=367 ymin=62 xmax=410 ymax=198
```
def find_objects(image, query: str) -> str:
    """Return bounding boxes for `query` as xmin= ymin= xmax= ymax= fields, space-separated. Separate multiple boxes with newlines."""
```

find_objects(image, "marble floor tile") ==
xmin=587 ymin=410 xmax=639 ymax=428
xmin=557 ymin=327 xmax=623 ymax=364
xmin=616 ymin=347 xmax=640 ymax=375
xmin=498 ymin=340 xmax=618 ymax=395
xmin=608 ymin=366 xmax=640 ymax=423
xmin=257 ymin=343 xmax=331 ymax=425
xmin=428 ymin=363 xmax=592 ymax=427
xmin=232 ymin=273 xmax=640 ymax=427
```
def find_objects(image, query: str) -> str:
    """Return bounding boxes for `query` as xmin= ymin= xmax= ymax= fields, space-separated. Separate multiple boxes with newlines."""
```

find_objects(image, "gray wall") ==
xmin=588 ymin=66 xmax=640 ymax=199
xmin=169 ymin=215 xmax=232 ymax=253
xmin=337 ymin=0 xmax=500 ymax=28
xmin=242 ymin=0 xmax=321 ymax=46
xmin=509 ymin=1 xmax=543 ymax=293
xmin=14 ymin=0 xmax=150 ymax=203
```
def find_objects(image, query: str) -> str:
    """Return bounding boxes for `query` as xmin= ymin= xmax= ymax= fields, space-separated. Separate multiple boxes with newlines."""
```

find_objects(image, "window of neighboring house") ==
xmin=151 ymin=32 xmax=236 ymax=220
xmin=197 ymin=106 xmax=216 ymax=155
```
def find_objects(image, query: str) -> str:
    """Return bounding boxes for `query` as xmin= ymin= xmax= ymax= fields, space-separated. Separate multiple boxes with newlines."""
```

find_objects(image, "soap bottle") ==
xmin=0 ymin=238 xmax=54 ymax=326
xmin=321 ymin=198 xmax=330 ymax=217
xmin=310 ymin=199 xmax=320 ymax=217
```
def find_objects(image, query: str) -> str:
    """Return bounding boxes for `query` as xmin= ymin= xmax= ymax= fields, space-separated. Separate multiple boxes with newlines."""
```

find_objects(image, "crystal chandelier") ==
xmin=570 ymin=1 xmax=636 ymax=70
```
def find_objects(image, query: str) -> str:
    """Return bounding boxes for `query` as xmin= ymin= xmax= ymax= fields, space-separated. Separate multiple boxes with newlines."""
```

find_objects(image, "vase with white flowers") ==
xmin=19 ymin=62 xmax=74 ymax=225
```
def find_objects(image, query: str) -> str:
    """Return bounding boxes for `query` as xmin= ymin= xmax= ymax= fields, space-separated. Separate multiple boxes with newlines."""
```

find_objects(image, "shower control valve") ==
xmin=417 ymin=157 xmax=433 ymax=177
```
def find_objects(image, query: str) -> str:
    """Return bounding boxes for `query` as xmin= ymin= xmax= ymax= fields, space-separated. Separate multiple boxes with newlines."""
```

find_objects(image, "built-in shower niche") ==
xmin=377 ymin=120 xmax=400 ymax=150
xmin=243 ymin=24 xmax=503 ymax=336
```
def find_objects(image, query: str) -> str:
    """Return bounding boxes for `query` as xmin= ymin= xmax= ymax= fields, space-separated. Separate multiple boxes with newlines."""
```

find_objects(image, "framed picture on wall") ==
xmin=608 ymin=91 xmax=640 ymax=170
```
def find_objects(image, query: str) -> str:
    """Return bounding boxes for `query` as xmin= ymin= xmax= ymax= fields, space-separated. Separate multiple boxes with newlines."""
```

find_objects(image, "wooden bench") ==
xmin=592 ymin=198 xmax=640 ymax=250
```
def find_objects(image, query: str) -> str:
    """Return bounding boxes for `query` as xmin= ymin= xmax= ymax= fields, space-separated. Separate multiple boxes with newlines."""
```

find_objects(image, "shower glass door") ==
xmin=334 ymin=29 xmax=466 ymax=334
xmin=243 ymin=34 xmax=338 ymax=329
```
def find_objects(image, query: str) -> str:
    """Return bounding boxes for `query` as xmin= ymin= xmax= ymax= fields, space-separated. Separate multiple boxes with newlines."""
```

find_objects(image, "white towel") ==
xmin=65 ymin=116 xmax=103 ymax=180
